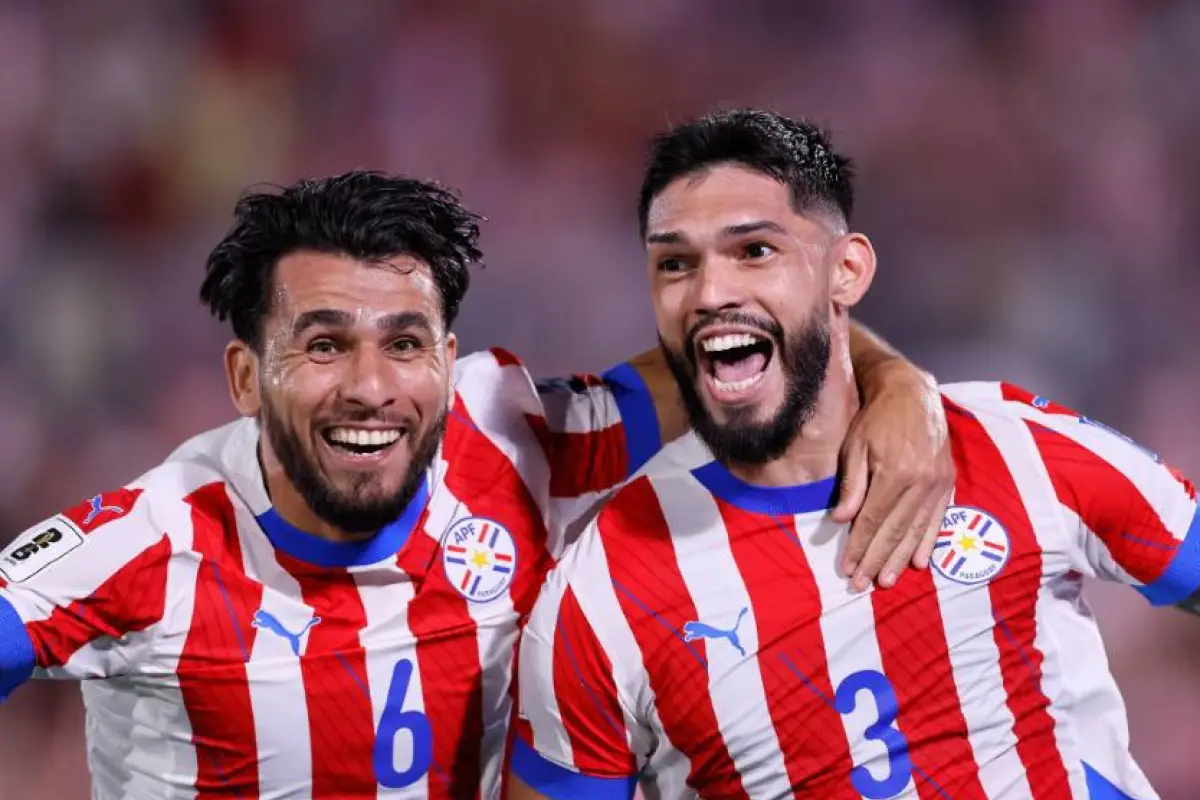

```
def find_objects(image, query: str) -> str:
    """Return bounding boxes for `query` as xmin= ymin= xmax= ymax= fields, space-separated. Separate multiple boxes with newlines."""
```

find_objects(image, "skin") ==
xmin=225 ymin=251 xmax=457 ymax=541
xmin=648 ymin=165 xmax=870 ymax=486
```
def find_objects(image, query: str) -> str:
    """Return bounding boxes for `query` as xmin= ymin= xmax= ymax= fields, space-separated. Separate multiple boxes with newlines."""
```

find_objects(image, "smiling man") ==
xmin=0 ymin=171 xmax=952 ymax=798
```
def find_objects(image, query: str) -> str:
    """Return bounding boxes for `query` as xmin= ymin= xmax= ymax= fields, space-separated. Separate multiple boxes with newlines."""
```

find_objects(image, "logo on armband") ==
xmin=441 ymin=517 xmax=517 ymax=603
xmin=931 ymin=506 xmax=1011 ymax=586
xmin=0 ymin=516 xmax=85 ymax=583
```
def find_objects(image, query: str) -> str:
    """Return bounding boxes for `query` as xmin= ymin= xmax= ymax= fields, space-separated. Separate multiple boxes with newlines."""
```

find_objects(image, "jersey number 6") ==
xmin=373 ymin=659 xmax=434 ymax=787
xmin=834 ymin=669 xmax=913 ymax=799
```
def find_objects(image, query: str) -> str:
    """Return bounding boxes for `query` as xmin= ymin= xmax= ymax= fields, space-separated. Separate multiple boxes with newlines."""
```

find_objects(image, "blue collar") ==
xmin=691 ymin=460 xmax=837 ymax=516
xmin=255 ymin=477 xmax=430 ymax=568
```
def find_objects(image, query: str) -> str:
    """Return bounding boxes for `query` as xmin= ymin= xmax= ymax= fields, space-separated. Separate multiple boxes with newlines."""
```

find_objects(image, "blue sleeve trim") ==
xmin=1082 ymin=762 xmax=1136 ymax=800
xmin=600 ymin=362 xmax=661 ymax=478
xmin=0 ymin=594 xmax=35 ymax=704
xmin=511 ymin=737 xmax=637 ymax=800
xmin=1136 ymin=505 xmax=1200 ymax=606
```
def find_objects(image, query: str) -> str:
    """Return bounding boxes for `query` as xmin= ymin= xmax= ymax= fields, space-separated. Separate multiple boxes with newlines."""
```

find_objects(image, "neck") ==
xmin=727 ymin=343 xmax=858 ymax=488
xmin=258 ymin=442 xmax=367 ymax=543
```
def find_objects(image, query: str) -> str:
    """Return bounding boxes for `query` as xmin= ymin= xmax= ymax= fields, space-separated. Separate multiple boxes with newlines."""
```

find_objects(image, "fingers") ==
xmin=837 ymin=456 xmax=880 ymax=579
xmin=912 ymin=488 xmax=953 ymax=569
xmin=831 ymin=441 xmax=869 ymax=526
xmin=849 ymin=485 xmax=922 ymax=591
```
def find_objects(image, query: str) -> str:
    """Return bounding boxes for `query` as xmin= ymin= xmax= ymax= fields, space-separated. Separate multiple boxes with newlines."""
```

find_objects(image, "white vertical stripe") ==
xmin=519 ymin=566 xmax=574 ymax=767
xmin=653 ymin=478 xmax=793 ymax=798
xmin=239 ymin=525 xmax=315 ymax=797
xmin=354 ymin=559 xmax=424 ymax=799
xmin=803 ymin=513 xmax=918 ymax=798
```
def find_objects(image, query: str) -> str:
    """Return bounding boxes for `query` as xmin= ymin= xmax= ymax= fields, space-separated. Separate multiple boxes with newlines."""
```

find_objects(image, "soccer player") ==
xmin=511 ymin=110 xmax=1200 ymax=799
xmin=0 ymin=172 xmax=951 ymax=798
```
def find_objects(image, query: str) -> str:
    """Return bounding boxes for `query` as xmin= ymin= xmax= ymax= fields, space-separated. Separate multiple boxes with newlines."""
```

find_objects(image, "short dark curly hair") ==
xmin=200 ymin=170 xmax=483 ymax=349
xmin=637 ymin=108 xmax=855 ymax=237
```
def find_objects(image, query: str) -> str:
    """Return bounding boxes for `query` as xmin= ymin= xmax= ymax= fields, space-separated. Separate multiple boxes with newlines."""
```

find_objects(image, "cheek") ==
xmin=264 ymin=364 xmax=338 ymax=417
xmin=652 ymin=287 xmax=688 ymax=336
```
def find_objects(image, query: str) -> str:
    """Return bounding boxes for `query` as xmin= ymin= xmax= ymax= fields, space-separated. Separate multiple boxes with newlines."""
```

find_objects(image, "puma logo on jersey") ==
xmin=683 ymin=607 xmax=749 ymax=657
xmin=252 ymin=609 xmax=322 ymax=656
xmin=83 ymin=495 xmax=125 ymax=526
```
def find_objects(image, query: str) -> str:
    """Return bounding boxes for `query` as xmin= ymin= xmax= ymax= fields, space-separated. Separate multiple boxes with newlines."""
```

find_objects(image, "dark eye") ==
xmin=656 ymin=256 xmax=687 ymax=273
xmin=307 ymin=338 xmax=340 ymax=356
xmin=388 ymin=337 xmax=422 ymax=354
xmin=743 ymin=242 xmax=776 ymax=260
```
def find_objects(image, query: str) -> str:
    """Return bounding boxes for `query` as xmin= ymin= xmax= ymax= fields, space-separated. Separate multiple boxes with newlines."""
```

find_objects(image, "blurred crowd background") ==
xmin=1 ymin=0 xmax=1198 ymax=797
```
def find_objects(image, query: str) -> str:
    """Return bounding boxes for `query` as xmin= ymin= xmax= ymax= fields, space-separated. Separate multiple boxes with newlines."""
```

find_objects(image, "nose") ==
xmin=691 ymin=258 xmax=748 ymax=317
xmin=340 ymin=346 xmax=397 ymax=410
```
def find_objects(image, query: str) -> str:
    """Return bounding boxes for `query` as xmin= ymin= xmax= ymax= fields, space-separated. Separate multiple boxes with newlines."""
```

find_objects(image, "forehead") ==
xmin=646 ymin=165 xmax=799 ymax=238
xmin=270 ymin=251 xmax=440 ymax=319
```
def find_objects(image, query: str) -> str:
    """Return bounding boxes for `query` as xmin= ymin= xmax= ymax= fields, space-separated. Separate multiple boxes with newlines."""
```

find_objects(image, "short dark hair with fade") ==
xmin=637 ymin=108 xmax=855 ymax=238
xmin=200 ymin=169 xmax=484 ymax=350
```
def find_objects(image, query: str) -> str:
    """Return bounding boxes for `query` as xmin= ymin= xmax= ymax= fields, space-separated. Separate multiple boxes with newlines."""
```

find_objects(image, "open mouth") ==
xmin=322 ymin=426 xmax=404 ymax=458
xmin=698 ymin=331 xmax=774 ymax=394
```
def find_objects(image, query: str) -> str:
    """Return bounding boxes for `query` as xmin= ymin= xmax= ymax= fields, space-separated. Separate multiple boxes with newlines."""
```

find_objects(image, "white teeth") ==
xmin=701 ymin=333 xmax=762 ymax=353
xmin=712 ymin=372 xmax=766 ymax=393
xmin=327 ymin=428 xmax=401 ymax=447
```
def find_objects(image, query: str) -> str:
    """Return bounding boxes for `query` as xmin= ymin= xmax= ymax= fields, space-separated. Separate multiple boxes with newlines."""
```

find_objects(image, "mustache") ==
xmin=315 ymin=407 xmax=413 ymax=428
xmin=683 ymin=311 xmax=784 ymax=364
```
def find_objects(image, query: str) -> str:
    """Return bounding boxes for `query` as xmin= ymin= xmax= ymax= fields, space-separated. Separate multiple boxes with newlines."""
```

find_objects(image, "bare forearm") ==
xmin=848 ymin=320 xmax=932 ymax=396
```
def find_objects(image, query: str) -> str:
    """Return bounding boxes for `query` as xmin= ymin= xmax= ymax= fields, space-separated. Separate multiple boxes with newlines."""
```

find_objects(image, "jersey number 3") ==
xmin=373 ymin=659 xmax=433 ymax=788
xmin=834 ymin=670 xmax=913 ymax=799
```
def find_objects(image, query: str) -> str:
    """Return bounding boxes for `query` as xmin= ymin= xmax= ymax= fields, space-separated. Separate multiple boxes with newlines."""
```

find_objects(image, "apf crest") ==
xmin=931 ymin=506 xmax=1011 ymax=585
xmin=441 ymin=517 xmax=517 ymax=603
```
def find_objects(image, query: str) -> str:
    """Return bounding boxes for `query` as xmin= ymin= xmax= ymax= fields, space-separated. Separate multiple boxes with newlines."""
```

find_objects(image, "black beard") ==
xmin=662 ymin=312 xmax=831 ymax=468
xmin=261 ymin=400 xmax=445 ymax=536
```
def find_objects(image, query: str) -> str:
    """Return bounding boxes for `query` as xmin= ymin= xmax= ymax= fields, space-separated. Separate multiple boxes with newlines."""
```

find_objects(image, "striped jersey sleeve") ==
xmin=532 ymin=362 xmax=661 ymax=499
xmin=513 ymin=502 xmax=648 ymax=800
xmin=453 ymin=349 xmax=661 ymax=557
xmin=0 ymin=487 xmax=173 ymax=701
xmin=1001 ymin=383 xmax=1200 ymax=605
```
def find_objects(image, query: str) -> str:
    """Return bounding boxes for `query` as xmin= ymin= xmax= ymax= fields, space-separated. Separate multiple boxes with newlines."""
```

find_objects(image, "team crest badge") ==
xmin=441 ymin=517 xmax=517 ymax=602
xmin=932 ymin=506 xmax=1011 ymax=585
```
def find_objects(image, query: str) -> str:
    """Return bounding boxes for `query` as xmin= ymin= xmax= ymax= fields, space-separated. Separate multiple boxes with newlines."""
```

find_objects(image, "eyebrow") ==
xmin=645 ymin=220 xmax=788 ymax=245
xmin=291 ymin=309 xmax=436 ymax=338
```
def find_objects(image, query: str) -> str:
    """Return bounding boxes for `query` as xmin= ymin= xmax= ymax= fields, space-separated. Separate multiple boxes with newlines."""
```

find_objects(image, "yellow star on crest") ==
xmin=471 ymin=550 xmax=491 ymax=568
xmin=958 ymin=535 xmax=978 ymax=552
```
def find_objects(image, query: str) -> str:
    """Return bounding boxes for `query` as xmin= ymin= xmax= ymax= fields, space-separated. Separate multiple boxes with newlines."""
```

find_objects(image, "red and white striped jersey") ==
xmin=514 ymin=382 xmax=1199 ymax=800
xmin=0 ymin=348 xmax=661 ymax=800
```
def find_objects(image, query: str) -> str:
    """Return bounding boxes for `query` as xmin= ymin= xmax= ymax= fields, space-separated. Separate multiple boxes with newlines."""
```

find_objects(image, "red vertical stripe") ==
xmin=446 ymin=398 xmax=554 ymax=617
xmin=276 ymin=555 xmax=375 ymax=798
xmin=872 ymin=572 xmax=988 ymax=799
xmin=393 ymin=388 xmax=559 ymax=796
xmin=718 ymin=502 xmax=858 ymax=800
xmin=552 ymin=585 xmax=636 ymax=775
xmin=178 ymin=482 xmax=263 ymax=797
xmin=597 ymin=479 xmax=749 ymax=798
xmin=948 ymin=408 xmax=1070 ymax=797
xmin=525 ymin=413 xmax=628 ymax=498
xmin=26 ymin=535 xmax=171 ymax=669
xmin=1026 ymin=421 xmax=1181 ymax=581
